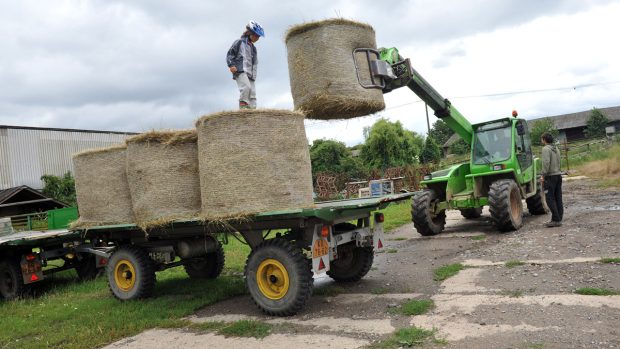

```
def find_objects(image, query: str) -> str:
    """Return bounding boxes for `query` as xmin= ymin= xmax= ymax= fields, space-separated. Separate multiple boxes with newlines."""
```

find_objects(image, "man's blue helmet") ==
xmin=246 ymin=20 xmax=265 ymax=37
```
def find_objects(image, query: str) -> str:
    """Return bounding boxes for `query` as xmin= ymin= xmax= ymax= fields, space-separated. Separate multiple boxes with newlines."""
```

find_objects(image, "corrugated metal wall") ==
xmin=0 ymin=127 xmax=132 ymax=190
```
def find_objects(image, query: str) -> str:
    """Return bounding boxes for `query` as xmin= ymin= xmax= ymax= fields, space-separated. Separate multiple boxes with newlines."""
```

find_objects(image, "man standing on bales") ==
xmin=226 ymin=20 xmax=264 ymax=109
xmin=540 ymin=132 xmax=563 ymax=227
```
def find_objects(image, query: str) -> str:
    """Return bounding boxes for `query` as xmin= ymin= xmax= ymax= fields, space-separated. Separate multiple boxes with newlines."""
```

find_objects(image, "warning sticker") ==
xmin=312 ymin=238 xmax=329 ymax=258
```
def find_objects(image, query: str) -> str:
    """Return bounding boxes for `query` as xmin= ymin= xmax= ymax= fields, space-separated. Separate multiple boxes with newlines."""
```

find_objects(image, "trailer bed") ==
xmin=0 ymin=229 xmax=80 ymax=247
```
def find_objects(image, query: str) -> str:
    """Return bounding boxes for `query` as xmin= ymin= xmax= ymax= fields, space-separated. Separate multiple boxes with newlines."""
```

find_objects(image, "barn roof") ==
xmin=528 ymin=106 xmax=620 ymax=130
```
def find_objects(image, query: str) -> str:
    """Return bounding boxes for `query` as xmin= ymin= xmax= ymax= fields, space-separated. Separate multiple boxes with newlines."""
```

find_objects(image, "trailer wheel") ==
xmin=411 ymin=189 xmax=446 ymax=236
xmin=75 ymin=255 xmax=101 ymax=281
xmin=460 ymin=207 xmax=482 ymax=219
xmin=327 ymin=243 xmax=373 ymax=282
xmin=107 ymin=246 xmax=155 ymax=300
xmin=526 ymin=181 xmax=548 ymax=215
xmin=184 ymin=243 xmax=225 ymax=279
xmin=245 ymin=238 xmax=312 ymax=316
xmin=489 ymin=179 xmax=523 ymax=231
xmin=0 ymin=258 xmax=28 ymax=300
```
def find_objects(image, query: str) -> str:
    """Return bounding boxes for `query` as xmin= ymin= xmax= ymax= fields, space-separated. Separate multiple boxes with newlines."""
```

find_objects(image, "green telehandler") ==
xmin=354 ymin=47 xmax=547 ymax=234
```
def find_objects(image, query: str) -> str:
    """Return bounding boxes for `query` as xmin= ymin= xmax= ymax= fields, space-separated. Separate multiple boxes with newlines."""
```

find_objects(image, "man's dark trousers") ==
xmin=544 ymin=175 xmax=563 ymax=222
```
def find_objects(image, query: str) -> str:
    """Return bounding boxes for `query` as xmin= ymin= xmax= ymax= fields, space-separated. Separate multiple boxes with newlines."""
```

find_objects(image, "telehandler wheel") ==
xmin=0 ymin=258 xmax=28 ymax=300
xmin=526 ymin=182 xmax=548 ymax=215
xmin=107 ymin=246 xmax=155 ymax=300
xmin=245 ymin=238 xmax=313 ymax=316
xmin=411 ymin=189 xmax=446 ymax=236
xmin=489 ymin=179 xmax=523 ymax=232
xmin=460 ymin=207 xmax=482 ymax=219
xmin=183 ymin=243 xmax=225 ymax=279
xmin=327 ymin=243 xmax=374 ymax=282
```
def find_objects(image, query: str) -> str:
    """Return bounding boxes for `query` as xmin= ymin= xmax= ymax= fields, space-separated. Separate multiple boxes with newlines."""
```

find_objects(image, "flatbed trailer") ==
xmin=75 ymin=192 xmax=413 ymax=315
xmin=0 ymin=229 xmax=100 ymax=299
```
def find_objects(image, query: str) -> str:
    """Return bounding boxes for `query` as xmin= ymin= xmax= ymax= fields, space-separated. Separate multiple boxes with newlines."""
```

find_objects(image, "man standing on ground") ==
xmin=226 ymin=20 xmax=264 ymax=109
xmin=540 ymin=132 xmax=563 ymax=227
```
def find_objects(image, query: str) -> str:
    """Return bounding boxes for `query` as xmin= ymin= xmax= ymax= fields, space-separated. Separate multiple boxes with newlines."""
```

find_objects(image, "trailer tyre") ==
xmin=75 ymin=255 xmax=101 ymax=281
xmin=526 ymin=181 xmax=548 ymax=215
xmin=0 ymin=258 xmax=28 ymax=300
xmin=327 ymin=243 xmax=374 ymax=282
xmin=411 ymin=189 xmax=446 ymax=236
xmin=489 ymin=179 xmax=523 ymax=231
xmin=245 ymin=238 xmax=312 ymax=316
xmin=460 ymin=207 xmax=482 ymax=219
xmin=184 ymin=243 xmax=225 ymax=279
xmin=107 ymin=246 xmax=155 ymax=300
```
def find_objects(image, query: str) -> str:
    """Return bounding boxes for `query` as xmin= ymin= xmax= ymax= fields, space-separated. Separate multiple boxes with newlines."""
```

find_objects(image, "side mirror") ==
xmin=516 ymin=123 xmax=525 ymax=136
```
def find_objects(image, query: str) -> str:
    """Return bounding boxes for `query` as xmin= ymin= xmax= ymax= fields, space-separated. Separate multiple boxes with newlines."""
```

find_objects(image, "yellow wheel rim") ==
xmin=256 ymin=258 xmax=290 ymax=300
xmin=114 ymin=259 xmax=136 ymax=292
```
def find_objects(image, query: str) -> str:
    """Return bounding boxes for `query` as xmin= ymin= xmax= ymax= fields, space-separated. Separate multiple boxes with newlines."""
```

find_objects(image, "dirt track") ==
xmin=104 ymin=179 xmax=619 ymax=349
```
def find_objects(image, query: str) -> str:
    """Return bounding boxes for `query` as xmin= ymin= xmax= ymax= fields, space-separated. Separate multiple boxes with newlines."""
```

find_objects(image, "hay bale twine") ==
xmin=196 ymin=109 xmax=314 ymax=219
xmin=285 ymin=18 xmax=385 ymax=120
xmin=73 ymin=145 xmax=134 ymax=226
xmin=126 ymin=130 xmax=201 ymax=227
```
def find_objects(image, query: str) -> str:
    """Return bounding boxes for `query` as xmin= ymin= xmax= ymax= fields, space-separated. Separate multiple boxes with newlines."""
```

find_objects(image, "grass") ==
xmin=573 ymin=144 xmax=620 ymax=187
xmin=575 ymin=287 xmax=620 ymax=296
xmin=505 ymin=260 xmax=526 ymax=268
xmin=501 ymin=289 xmax=524 ymax=298
xmin=386 ymin=248 xmax=398 ymax=253
xmin=600 ymin=258 xmax=620 ymax=264
xmin=389 ymin=237 xmax=407 ymax=241
xmin=370 ymin=326 xmax=440 ymax=348
xmin=433 ymin=263 xmax=464 ymax=281
xmin=217 ymin=320 xmax=272 ymax=339
xmin=0 ymin=238 xmax=251 ymax=349
xmin=391 ymin=299 xmax=434 ymax=316
xmin=378 ymin=201 xmax=412 ymax=232
xmin=371 ymin=287 xmax=390 ymax=295
xmin=471 ymin=235 xmax=486 ymax=241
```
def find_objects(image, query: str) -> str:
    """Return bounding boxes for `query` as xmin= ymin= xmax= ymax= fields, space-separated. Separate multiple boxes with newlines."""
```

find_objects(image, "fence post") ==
xmin=563 ymin=141 xmax=569 ymax=171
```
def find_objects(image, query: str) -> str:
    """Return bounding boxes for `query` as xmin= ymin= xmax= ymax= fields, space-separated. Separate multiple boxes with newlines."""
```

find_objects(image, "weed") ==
xmin=386 ymin=248 xmax=398 ymax=254
xmin=433 ymin=263 xmax=464 ymax=281
xmin=389 ymin=237 xmax=407 ymax=241
xmin=218 ymin=320 xmax=272 ymax=339
xmin=471 ymin=235 xmax=486 ymax=241
xmin=600 ymin=258 xmax=620 ymax=264
xmin=370 ymin=326 xmax=437 ymax=348
xmin=575 ymin=287 xmax=620 ymax=296
xmin=371 ymin=287 xmax=389 ymax=295
xmin=391 ymin=299 xmax=434 ymax=316
xmin=313 ymin=285 xmax=346 ymax=297
xmin=505 ymin=260 xmax=525 ymax=268
xmin=189 ymin=321 xmax=228 ymax=332
xmin=501 ymin=289 xmax=524 ymax=298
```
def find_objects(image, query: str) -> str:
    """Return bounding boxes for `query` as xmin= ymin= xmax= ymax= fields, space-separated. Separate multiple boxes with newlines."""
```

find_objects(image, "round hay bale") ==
xmin=196 ymin=109 xmax=314 ymax=219
xmin=126 ymin=130 xmax=201 ymax=228
xmin=285 ymin=18 xmax=385 ymax=120
xmin=72 ymin=145 xmax=134 ymax=226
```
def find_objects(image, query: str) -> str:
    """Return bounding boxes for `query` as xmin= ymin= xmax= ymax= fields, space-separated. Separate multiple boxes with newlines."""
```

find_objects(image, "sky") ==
xmin=1 ymin=0 xmax=618 ymax=146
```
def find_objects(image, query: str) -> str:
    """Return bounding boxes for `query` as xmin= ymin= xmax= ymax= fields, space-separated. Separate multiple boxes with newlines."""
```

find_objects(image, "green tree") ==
xmin=428 ymin=120 xmax=454 ymax=147
xmin=360 ymin=119 xmax=422 ymax=169
xmin=584 ymin=107 xmax=609 ymax=139
xmin=420 ymin=136 xmax=441 ymax=164
xmin=530 ymin=118 xmax=559 ymax=146
xmin=41 ymin=172 xmax=77 ymax=206
xmin=309 ymin=139 xmax=366 ymax=179
xmin=449 ymin=138 xmax=469 ymax=155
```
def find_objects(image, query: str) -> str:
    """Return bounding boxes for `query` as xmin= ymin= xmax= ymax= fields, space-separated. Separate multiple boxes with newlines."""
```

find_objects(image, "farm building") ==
xmin=528 ymin=106 xmax=620 ymax=142
xmin=0 ymin=125 xmax=135 ymax=191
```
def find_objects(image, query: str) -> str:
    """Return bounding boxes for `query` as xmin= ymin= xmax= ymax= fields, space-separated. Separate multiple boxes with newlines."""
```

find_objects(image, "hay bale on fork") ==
xmin=195 ymin=109 xmax=314 ymax=219
xmin=125 ymin=130 xmax=201 ymax=228
xmin=285 ymin=18 xmax=385 ymax=120
xmin=72 ymin=145 xmax=134 ymax=226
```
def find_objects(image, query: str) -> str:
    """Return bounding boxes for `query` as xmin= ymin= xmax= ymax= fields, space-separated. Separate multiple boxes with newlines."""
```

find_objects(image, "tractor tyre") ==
xmin=411 ymin=189 xmax=446 ymax=236
xmin=184 ymin=243 xmax=225 ymax=279
xmin=327 ymin=243 xmax=374 ymax=282
xmin=107 ymin=246 xmax=156 ymax=300
xmin=526 ymin=182 xmax=548 ymax=215
xmin=0 ymin=258 xmax=28 ymax=300
xmin=460 ymin=207 xmax=483 ymax=219
xmin=75 ymin=254 xmax=101 ymax=281
xmin=245 ymin=238 xmax=313 ymax=316
xmin=489 ymin=179 xmax=523 ymax=232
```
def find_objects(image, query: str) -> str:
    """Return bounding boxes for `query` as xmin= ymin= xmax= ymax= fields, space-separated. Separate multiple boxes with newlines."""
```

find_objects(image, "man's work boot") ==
xmin=239 ymin=101 xmax=250 ymax=109
xmin=545 ymin=221 xmax=562 ymax=228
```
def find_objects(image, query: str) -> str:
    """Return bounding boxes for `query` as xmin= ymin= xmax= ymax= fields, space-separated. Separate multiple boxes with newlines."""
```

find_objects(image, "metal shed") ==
xmin=0 ymin=125 xmax=136 ymax=190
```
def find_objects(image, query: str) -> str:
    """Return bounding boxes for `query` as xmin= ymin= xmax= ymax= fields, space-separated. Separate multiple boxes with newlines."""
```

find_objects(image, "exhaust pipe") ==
xmin=175 ymin=236 xmax=218 ymax=259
